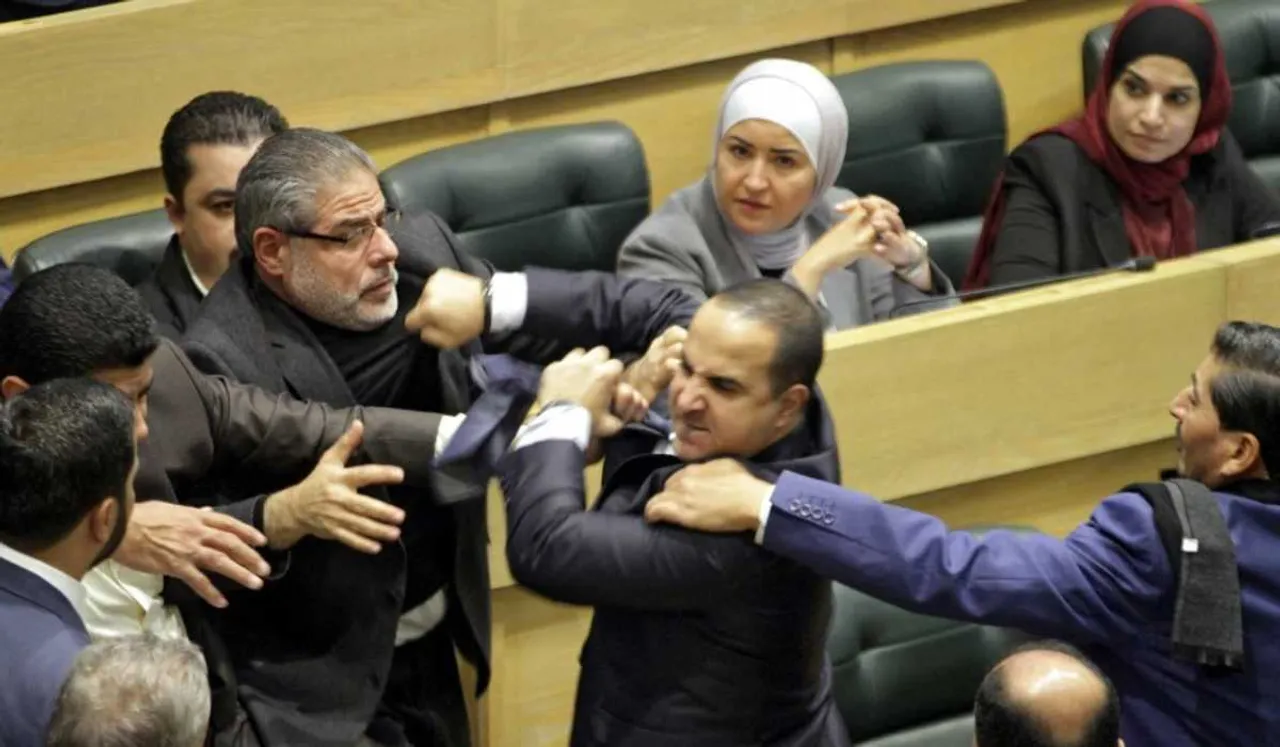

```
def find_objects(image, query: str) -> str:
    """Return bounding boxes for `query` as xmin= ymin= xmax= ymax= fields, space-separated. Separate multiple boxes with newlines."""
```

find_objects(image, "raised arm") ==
xmin=646 ymin=460 xmax=1173 ymax=646
xmin=501 ymin=428 xmax=759 ymax=610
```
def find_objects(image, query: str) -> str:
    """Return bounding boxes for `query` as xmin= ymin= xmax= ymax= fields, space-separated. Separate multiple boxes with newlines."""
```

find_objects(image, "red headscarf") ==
xmin=963 ymin=0 xmax=1232 ymax=290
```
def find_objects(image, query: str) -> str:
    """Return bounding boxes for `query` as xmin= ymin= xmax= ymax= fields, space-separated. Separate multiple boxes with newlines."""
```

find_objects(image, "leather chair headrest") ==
xmin=827 ymin=525 xmax=1035 ymax=743
xmin=380 ymin=122 xmax=650 ymax=272
xmin=831 ymin=60 xmax=1007 ymax=225
xmin=12 ymin=209 xmax=172 ymax=286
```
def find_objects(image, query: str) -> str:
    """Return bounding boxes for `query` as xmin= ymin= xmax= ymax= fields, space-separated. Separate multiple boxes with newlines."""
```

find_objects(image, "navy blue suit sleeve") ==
xmin=520 ymin=268 xmax=699 ymax=353
xmin=500 ymin=440 xmax=762 ymax=610
xmin=763 ymin=472 xmax=1173 ymax=645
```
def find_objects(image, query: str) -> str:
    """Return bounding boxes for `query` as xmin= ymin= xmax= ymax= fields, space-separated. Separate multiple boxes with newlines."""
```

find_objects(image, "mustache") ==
xmin=362 ymin=266 xmax=399 ymax=293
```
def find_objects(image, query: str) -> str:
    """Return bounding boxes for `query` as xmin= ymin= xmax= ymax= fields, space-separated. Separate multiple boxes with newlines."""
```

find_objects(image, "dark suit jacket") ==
xmin=181 ymin=208 xmax=699 ymax=746
xmin=761 ymin=473 xmax=1280 ymax=746
xmin=988 ymin=132 xmax=1280 ymax=286
xmin=0 ymin=555 xmax=90 ymax=747
xmin=135 ymin=237 xmax=206 ymax=341
xmin=499 ymin=399 xmax=849 ymax=747
xmin=136 ymin=337 xmax=453 ymax=746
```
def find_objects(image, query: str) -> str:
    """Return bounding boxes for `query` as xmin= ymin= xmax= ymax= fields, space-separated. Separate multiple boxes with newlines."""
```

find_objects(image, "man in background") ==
xmin=975 ymin=641 xmax=1123 ymax=747
xmin=46 ymin=634 xmax=212 ymax=747
xmin=136 ymin=91 xmax=288 ymax=338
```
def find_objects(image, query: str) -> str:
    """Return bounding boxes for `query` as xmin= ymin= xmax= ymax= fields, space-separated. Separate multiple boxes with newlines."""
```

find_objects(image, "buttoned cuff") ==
xmin=487 ymin=273 xmax=528 ymax=334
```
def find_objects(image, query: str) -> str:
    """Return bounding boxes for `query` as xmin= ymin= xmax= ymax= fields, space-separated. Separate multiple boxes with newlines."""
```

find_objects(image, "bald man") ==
xmin=974 ymin=642 xmax=1122 ymax=747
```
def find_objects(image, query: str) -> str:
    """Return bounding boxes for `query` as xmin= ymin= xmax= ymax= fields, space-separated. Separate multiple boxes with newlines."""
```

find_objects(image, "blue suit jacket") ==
xmin=765 ymin=474 xmax=1280 ymax=746
xmin=0 ymin=555 xmax=90 ymax=746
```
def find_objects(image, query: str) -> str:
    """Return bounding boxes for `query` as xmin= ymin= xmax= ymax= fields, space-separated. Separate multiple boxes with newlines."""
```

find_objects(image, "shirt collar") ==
xmin=0 ymin=542 xmax=88 ymax=623
xmin=180 ymin=248 xmax=210 ymax=298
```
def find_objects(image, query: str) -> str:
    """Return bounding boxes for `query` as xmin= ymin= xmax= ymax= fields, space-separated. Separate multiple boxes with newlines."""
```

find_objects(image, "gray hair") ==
xmin=45 ymin=635 xmax=211 ymax=747
xmin=234 ymin=127 xmax=377 ymax=253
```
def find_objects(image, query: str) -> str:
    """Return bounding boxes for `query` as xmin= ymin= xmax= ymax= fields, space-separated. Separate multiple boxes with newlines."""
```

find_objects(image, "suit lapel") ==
xmin=1084 ymin=174 xmax=1135 ymax=268
xmin=597 ymin=415 xmax=679 ymax=512
xmin=156 ymin=237 xmax=206 ymax=326
xmin=252 ymin=282 xmax=356 ymax=407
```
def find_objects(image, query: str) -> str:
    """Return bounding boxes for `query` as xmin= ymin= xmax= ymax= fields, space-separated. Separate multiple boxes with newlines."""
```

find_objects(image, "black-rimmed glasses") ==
xmin=282 ymin=208 xmax=403 ymax=251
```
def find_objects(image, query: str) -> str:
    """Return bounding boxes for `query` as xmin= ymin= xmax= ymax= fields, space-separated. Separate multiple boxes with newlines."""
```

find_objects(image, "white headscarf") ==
xmin=712 ymin=59 xmax=849 ymax=270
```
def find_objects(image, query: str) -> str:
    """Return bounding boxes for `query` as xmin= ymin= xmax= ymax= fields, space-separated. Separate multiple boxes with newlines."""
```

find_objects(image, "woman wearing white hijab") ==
xmin=618 ymin=59 xmax=955 ymax=328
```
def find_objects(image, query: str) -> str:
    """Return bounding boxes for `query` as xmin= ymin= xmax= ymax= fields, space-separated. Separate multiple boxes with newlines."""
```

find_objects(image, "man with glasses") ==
xmin=182 ymin=128 xmax=697 ymax=747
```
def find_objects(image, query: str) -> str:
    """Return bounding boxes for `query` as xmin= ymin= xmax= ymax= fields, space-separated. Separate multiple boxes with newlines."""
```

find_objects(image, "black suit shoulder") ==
xmin=136 ymin=237 xmax=204 ymax=341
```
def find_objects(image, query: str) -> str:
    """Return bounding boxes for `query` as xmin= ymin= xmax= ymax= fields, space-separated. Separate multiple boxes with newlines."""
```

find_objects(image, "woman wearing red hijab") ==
xmin=964 ymin=0 xmax=1280 ymax=290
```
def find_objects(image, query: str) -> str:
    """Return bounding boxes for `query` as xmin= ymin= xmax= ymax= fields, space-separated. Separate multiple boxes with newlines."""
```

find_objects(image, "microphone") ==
xmin=889 ymin=255 xmax=1158 ymax=319
xmin=1249 ymin=222 xmax=1280 ymax=240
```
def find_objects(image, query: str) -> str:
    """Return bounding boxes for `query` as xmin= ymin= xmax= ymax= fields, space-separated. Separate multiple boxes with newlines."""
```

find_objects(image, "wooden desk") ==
xmin=481 ymin=240 xmax=1280 ymax=746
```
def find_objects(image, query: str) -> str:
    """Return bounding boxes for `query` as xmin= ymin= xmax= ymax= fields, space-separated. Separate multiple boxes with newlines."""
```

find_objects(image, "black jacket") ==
xmin=987 ymin=132 xmax=1280 ymax=286
xmin=181 ymin=208 xmax=697 ymax=746
xmin=499 ymin=397 xmax=850 ymax=747
xmin=136 ymin=236 xmax=207 ymax=340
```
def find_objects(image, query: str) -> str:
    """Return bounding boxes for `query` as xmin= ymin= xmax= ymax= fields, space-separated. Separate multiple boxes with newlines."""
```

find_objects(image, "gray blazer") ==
xmin=618 ymin=180 xmax=955 ymax=329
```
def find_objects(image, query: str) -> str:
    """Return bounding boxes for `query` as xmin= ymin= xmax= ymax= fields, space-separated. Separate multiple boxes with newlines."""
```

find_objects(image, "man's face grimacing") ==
xmin=667 ymin=299 xmax=810 ymax=462
xmin=264 ymin=167 xmax=401 ymax=331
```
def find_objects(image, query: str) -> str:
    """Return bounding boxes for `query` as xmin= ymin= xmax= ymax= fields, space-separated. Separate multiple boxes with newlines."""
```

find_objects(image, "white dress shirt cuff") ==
xmin=487 ymin=272 xmax=528 ymax=335
xmin=512 ymin=403 xmax=591 ymax=452
xmin=753 ymin=491 xmax=775 ymax=546
xmin=434 ymin=414 xmax=464 ymax=455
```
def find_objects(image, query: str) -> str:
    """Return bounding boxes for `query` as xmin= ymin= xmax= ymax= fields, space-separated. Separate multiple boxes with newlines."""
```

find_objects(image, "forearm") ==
xmin=761 ymin=473 xmax=1168 ymax=643
xmin=787 ymin=255 xmax=833 ymax=300
xmin=520 ymin=268 xmax=698 ymax=352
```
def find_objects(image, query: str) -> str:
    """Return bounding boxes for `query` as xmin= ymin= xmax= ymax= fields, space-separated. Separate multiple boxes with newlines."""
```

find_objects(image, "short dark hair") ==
xmin=160 ymin=91 xmax=288 ymax=206
xmin=1210 ymin=321 xmax=1280 ymax=478
xmin=711 ymin=279 xmax=825 ymax=395
xmin=974 ymin=640 xmax=1120 ymax=747
xmin=0 ymin=264 xmax=159 ymax=384
xmin=0 ymin=378 xmax=136 ymax=552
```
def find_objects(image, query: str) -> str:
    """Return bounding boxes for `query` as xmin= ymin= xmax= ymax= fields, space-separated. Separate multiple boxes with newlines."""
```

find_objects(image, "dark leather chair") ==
xmin=827 ymin=527 xmax=1034 ymax=746
xmin=1083 ymin=0 xmax=1280 ymax=190
xmin=379 ymin=122 xmax=650 ymax=273
xmin=830 ymin=61 xmax=1007 ymax=288
xmin=11 ymin=208 xmax=172 ymax=285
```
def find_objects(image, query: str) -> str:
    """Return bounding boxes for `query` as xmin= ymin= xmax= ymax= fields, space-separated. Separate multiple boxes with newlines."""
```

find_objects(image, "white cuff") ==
xmin=753 ymin=492 xmax=774 ymax=545
xmin=434 ymin=414 xmax=464 ymax=455
xmin=488 ymin=272 xmax=528 ymax=334
xmin=512 ymin=403 xmax=591 ymax=452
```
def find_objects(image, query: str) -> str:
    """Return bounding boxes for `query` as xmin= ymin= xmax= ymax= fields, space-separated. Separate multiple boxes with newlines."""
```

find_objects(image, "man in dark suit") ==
xmin=478 ymin=280 xmax=849 ymax=746
xmin=182 ymin=127 xmax=697 ymax=747
xmin=0 ymin=264 xmax=473 ymax=745
xmin=136 ymin=91 xmax=288 ymax=339
xmin=0 ymin=377 xmax=138 ymax=746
